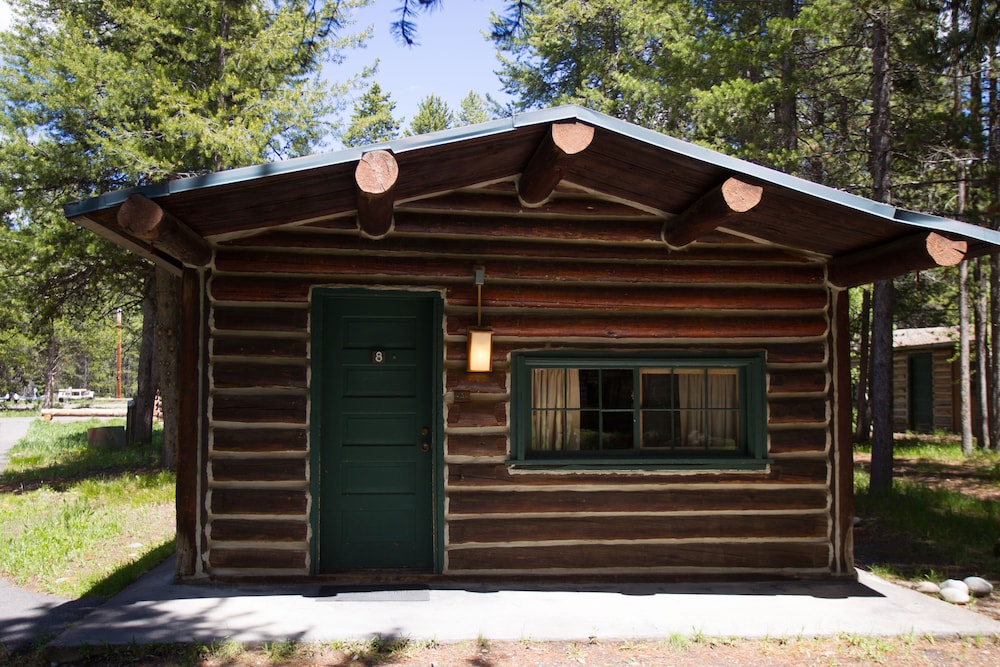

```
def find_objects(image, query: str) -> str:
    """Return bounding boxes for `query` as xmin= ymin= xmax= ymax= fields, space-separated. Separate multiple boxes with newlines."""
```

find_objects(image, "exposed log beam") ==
xmin=662 ymin=177 xmax=764 ymax=249
xmin=355 ymin=150 xmax=398 ymax=238
xmin=518 ymin=121 xmax=595 ymax=206
xmin=117 ymin=194 xmax=211 ymax=266
xmin=827 ymin=231 xmax=967 ymax=288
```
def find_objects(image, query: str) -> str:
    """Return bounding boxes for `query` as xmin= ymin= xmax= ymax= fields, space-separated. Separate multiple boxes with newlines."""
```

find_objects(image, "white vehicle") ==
xmin=57 ymin=388 xmax=95 ymax=401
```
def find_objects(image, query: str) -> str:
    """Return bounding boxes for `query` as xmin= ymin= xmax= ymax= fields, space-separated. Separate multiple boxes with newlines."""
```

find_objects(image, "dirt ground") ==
xmin=59 ymin=635 xmax=1000 ymax=667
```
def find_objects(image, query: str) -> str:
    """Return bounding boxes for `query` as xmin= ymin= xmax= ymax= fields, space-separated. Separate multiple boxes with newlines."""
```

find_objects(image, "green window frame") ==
xmin=510 ymin=352 xmax=769 ymax=470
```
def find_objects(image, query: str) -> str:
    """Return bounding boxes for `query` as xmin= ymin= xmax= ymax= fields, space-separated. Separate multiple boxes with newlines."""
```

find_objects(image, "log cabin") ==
xmin=65 ymin=106 xmax=1000 ymax=582
xmin=891 ymin=327 xmax=965 ymax=434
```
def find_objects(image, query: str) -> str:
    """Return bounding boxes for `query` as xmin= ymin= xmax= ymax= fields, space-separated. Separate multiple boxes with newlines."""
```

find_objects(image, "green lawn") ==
xmin=0 ymin=419 xmax=175 ymax=598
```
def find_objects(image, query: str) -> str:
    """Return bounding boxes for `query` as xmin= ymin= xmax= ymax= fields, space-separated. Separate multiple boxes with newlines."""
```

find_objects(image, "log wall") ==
xmin=200 ymin=205 xmax=838 ymax=579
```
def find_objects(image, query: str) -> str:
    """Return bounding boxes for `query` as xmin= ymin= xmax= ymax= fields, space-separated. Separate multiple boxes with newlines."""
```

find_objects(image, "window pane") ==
xmin=601 ymin=369 xmax=633 ymax=409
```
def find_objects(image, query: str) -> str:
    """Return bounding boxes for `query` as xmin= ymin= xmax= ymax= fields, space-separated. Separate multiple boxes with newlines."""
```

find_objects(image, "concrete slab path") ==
xmin=45 ymin=558 xmax=1000 ymax=657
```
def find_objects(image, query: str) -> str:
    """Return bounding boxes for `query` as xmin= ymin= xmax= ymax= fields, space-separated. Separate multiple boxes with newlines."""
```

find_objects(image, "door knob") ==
xmin=420 ymin=442 xmax=431 ymax=452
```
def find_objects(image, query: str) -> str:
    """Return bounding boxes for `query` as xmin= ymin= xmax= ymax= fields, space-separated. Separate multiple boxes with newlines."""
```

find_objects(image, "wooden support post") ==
xmin=117 ymin=194 xmax=211 ymax=266
xmin=827 ymin=231 xmax=967 ymax=288
xmin=518 ymin=122 xmax=595 ymax=206
xmin=355 ymin=150 xmax=398 ymax=238
xmin=175 ymin=267 xmax=201 ymax=578
xmin=661 ymin=177 xmax=763 ymax=249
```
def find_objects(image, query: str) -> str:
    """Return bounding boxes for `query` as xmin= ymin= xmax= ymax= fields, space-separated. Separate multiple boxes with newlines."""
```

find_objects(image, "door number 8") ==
xmin=371 ymin=349 xmax=386 ymax=364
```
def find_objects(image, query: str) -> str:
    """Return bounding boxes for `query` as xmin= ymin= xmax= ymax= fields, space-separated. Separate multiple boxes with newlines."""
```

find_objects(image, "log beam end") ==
xmin=116 ymin=194 xmax=211 ymax=266
xmin=663 ymin=177 xmax=763 ymax=249
xmin=518 ymin=122 xmax=595 ymax=206
xmin=355 ymin=150 xmax=398 ymax=239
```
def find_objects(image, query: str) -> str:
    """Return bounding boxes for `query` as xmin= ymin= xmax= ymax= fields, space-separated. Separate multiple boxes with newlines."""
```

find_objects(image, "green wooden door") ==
xmin=908 ymin=352 xmax=934 ymax=433
xmin=313 ymin=291 xmax=439 ymax=571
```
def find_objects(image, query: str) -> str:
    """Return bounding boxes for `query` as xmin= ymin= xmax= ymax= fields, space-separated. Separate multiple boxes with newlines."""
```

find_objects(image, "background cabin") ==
xmin=64 ymin=107 xmax=1000 ymax=583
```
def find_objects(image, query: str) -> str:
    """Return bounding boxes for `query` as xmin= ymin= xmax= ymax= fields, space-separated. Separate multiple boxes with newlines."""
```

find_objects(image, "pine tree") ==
xmin=342 ymin=82 xmax=402 ymax=147
xmin=407 ymin=94 xmax=453 ymax=136
xmin=457 ymin=91 xmax=492 ymax=126
xmin=0 ymin=0 xmax=366 ymax=460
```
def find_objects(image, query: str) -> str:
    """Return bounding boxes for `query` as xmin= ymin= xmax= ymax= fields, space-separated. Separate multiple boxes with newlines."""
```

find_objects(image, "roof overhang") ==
xmin=64 ymin=105 xmax=1000 ymax=287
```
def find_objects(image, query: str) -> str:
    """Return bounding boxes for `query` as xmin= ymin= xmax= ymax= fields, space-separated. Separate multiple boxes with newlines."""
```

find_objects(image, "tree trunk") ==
xmin=975 ymin=258 xmax=991 ymax=449
xmin=155 ymin=266 xmax=181 ymax=470
xmin=128 ymin=270 xmax=156 ymax=446
xmin=854 ymin=287 xmax=873 ymax=442
xmin=867 ymin=7 xmax=894 ymax=495
xmin=959 ymin=260 xmax=974 ymax=455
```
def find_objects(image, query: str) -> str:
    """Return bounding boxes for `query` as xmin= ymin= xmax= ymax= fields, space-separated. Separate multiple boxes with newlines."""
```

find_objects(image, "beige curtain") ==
xmin=678 ymin=370 xmax=738 ymax=448
xmin=532 ymin=369 xmax=581 ymax=450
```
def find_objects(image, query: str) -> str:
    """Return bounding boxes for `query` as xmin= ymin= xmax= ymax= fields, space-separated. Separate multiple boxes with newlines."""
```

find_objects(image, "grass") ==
xmin=0 ymin=419 xmax=175 ymax=598
xmin=853 ymin=436 xmax=1000 ymax=581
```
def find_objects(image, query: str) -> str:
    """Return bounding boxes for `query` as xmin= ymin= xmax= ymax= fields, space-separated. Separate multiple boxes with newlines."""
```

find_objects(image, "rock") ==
xmin=963 ymin=576 xmax=994 ymax=598
xmin=940 ymin=579 xmax=970 ymax=595
xmin=914 ymin=581 xmax=941 ymax=594
xmin=941 ymin=587 xmax=971 ymax=604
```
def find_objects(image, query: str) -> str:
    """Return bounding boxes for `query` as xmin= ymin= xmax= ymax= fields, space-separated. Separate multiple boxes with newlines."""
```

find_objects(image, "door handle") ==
xmin=420 ymin=442 xmax=431 ymax=452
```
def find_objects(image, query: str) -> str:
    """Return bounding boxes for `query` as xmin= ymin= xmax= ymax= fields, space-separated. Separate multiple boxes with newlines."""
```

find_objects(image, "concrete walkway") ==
xmin=44 ymin=558 xmax=1000 ymax=659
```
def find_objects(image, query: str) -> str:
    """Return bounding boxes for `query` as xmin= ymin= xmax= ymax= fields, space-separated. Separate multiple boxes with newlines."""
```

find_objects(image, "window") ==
xmin=511 ymin=353 xmax=768 ymax=469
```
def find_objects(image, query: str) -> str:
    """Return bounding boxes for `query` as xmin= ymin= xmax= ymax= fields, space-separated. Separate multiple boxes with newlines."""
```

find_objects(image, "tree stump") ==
xmin=87 ymin=426 xmax=126 ymax=450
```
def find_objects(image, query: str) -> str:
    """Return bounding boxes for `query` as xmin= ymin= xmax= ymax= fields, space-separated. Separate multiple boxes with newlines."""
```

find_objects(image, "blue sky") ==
xmin=338 ymin=1 xmax=512 ymax=127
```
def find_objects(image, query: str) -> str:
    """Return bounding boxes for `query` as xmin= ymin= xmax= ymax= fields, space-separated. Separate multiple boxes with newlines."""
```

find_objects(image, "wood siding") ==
xmin=201 ymin=198 xmax=836 ymax=579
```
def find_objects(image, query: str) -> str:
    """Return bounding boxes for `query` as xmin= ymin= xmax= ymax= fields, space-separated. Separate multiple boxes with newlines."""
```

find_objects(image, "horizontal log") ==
xmin=224 ymin=222 xmax=814 ymax=265
xmin=211 ymin=458 xmax=306 ymax=483
xmin=211 ymin=518 xmax=308 ymax=543
xmin=213 ymin=361 xmax=308 ymax=389
xmin=214 ymin=250 xmax=825 ymax=286
xmin=212 ymin=394 xmax=307 ymax=424
xmin=446 ymin=370 xmax=507 ymax=394
xmin=448 ymin=487 xmax=830 ymax=515
xmin=764 ymin=343 xmax=827 ymax=365
xmin=213 ymin=306 xmax=308 ymax=333
xmin=211 ymin=488 xmax=307 ymax=515
xmin=211 ymin=276 xmax=828 ymax=310
xmin=117 ymin=194 xmax=212 ymax=266
xmin=396 ymin=189 xmax=655 ymax=219
xmin=768 ymin=369 xmax=829 ymax=394
xmin=447 ymin=313 xmax=829 ymax=340
xmin=212 ymin=337 xmax=308 ymax=359
xmin=768 ymin=429 xmax=828 ymax=454
xmin=768 ymin=397 xmax=827 ymax=425
xmin=448 ymin=459 xmax=828 ymax=487
xmin=447 ymin=401 xmax=507 ymax=428
xmin=448 ymin=541 xmax=829 ymax=571
xmin=446 ymin=284 xmax=828 ymax=313
xmin=449 ymin=513 xmax=828 ymax=544
xmin=209 ymin=547 xmax=306 ymax=570
xmin=827 ymin=231 xmax=968 ymax=288
xmin=213 ymin=427 xmax=307 ymax=453
xmin=447 ymin=434 xmax=509 ymax=457
xmin=663 ymin=177 xmax=764 ymax=249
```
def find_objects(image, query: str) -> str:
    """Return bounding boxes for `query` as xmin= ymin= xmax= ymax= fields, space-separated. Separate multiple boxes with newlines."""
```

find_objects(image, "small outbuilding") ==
xmin=892 ymin=326 xmax=968 ymax=434
xmin=65 ymin=106 xmax=1000 ymax=582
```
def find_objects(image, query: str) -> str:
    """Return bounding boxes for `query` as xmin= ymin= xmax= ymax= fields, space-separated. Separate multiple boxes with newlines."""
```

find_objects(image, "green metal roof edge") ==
xmin=62 ymin=104 xmax=1000 ymax=247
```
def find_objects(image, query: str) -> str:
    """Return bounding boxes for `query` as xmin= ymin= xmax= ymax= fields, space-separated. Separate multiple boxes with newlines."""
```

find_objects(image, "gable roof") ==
xmin=64 ymin=105 xmax=1000 ymax=286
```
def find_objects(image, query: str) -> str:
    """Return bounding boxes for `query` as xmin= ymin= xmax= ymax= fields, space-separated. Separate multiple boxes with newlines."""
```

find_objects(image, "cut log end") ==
xmin=118 ymin=194 xmax=165 ymax=239
xmin=721 ymin=178 xmax=764 ymax=213
xmin=925 ymin=232 xmax=967 ymax=266
xmin=551 ymin=122 xmax=595 ymax=155
xmin=355 ymin=150 xmax=399 ymax=195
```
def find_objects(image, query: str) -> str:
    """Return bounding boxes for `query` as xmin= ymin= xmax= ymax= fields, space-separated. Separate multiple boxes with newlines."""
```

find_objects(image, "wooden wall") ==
xmin=199 ymin=201 xmax=839 ymax=579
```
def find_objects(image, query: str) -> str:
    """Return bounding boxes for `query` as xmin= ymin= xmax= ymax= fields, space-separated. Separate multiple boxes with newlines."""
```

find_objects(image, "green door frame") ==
xmin=309 ymin=288 xmax=445 ymax=574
